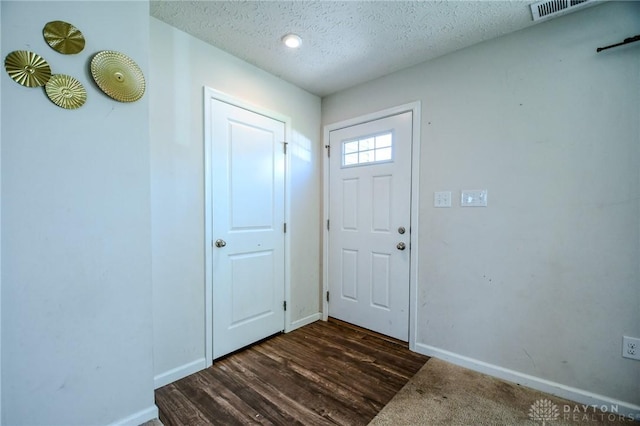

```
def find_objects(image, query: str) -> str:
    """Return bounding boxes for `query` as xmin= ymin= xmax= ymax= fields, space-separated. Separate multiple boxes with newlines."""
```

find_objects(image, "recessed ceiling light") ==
xmin=282 ymin=33 xmax=302 ymax=49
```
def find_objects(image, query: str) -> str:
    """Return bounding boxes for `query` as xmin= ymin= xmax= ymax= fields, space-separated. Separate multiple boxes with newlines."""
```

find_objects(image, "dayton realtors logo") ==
xmin=529 ymin=399 xmax=560 ymax=425
xmin=529 ymin=399 xmax=637 ymax=424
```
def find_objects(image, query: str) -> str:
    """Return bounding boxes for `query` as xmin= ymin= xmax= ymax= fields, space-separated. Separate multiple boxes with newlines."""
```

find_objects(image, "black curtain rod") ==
xmin=597 ymin=35 xmax=640 ymax=52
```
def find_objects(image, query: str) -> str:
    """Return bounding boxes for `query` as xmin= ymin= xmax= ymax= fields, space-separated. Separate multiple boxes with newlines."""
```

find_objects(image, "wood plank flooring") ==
xmin=155 ymin=319 xmax=429 ymax=426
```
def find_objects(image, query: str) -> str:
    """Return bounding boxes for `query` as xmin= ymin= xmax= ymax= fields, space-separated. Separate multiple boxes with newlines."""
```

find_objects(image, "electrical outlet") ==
xmin=622 ymin=336 xmax=640 ymax=360
xmin=434 ymin=191 xmax=452 ymax=208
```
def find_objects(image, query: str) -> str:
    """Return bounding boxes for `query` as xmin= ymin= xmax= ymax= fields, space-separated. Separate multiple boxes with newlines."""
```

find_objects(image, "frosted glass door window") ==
xmin=343 ymin=132 xmax=393 ymax=167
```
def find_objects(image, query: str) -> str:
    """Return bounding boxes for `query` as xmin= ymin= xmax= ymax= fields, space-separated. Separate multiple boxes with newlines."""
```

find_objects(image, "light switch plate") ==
xmin=434 ymin=191 xmax=452 ymax=208
xmin=461 ymin=190 xmax=487 ymax=207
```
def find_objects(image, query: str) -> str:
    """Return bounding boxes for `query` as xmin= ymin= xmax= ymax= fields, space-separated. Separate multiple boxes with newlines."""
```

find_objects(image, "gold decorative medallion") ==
xmin=4 ymin=50 xmax=52 ymax=87
xmin=43 ymin=20 xmax=85 ymax=54
xmin=45 ymin=74 xmax=87 ymax=109
xmin=90 ymin=50 xmax=145 ymax=102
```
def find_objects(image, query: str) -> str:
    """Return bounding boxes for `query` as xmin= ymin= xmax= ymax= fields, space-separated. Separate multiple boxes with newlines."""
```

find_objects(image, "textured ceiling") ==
xmin=150 ymin=1 xmax=541 ymax=97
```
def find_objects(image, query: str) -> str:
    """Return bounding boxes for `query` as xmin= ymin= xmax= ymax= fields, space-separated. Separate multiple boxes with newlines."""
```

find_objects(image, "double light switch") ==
xmin=434 ymin=190 xmax=488 ymax=207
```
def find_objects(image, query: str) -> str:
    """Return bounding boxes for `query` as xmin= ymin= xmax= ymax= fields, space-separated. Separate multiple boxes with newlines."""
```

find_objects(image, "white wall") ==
xmin=150 ymin=18 xmax=321 ymax=383
xmin=1 ymin=2 xmax=156 ymax=425
xmin=0 ymin=1 xmax=3 ymax=422
xmin=323 ymin=1 xmax=639 ymax=414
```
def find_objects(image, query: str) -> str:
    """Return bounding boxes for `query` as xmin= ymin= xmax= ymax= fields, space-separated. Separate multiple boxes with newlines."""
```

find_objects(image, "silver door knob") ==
xmin=397 ymin=242 xmax=406 ymax=250
xmin=215 ymin=239 xmax=227 ymax=248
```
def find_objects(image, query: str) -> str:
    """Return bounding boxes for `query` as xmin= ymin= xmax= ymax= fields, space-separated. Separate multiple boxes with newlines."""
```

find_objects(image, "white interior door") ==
xmin=210 ymin=98 xmax=286 ymax=359
xmin=328 ymin=111 xmax=412 ymax=341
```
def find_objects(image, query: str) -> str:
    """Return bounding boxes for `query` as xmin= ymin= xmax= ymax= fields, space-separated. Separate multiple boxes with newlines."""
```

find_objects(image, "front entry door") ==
xmin=209 ymin=98 xmax=286 ymax=359
xmin=328 ymin=111 xmax=413 ymax=341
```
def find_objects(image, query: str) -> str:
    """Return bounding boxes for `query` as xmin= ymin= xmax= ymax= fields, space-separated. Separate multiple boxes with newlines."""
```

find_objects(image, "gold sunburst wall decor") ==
xmin=45 ymin=74 xmax=87 ymax=109
xmin=90 ymin=50 xmax=145 ymax=103
xmin=43 ymin=20 xmax=86 ymax=54
xmin=4 ymin=50 xmax=52 ymax=87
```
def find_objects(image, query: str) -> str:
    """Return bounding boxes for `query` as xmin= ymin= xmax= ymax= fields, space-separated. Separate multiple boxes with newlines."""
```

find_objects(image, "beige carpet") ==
xmin=370 ymin=358 xmax=637 ymax=425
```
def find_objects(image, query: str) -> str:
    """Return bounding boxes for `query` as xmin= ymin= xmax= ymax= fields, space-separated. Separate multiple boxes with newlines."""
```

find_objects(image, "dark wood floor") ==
xmin=155 ymin=319 xmax=428 ymax=425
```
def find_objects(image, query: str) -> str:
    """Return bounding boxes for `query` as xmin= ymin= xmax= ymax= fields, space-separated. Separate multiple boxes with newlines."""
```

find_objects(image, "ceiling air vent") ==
xmin=530 ymin=0 xmax=598 ymax=21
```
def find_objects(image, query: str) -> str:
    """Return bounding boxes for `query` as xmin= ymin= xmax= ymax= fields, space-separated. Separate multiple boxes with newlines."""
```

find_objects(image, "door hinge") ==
xmin=325 ymin=144 xmax=330 ymax=157
xmin=283 ymin=300 xmax=287 ymax=311
xmin=284 ymin=223 xmax=287 ymax=233
xmin=283 ymin=141 xmax=288 ymax=154
xmin=326 ymin=219 xmax=330 ymax=231
xmin=326 ymin=291 xmax=330 ymax=302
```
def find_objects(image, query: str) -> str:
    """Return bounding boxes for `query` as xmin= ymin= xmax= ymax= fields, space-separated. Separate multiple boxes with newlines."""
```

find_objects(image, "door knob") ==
xmin=397 ymin=242 xmax=406 ymax=250
xmin=215 ymin=239 xmax=227 ymax=248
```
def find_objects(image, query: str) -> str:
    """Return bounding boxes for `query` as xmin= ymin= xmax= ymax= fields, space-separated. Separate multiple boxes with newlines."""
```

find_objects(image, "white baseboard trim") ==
xmin=153 ymin=314 xmax=321 ymax=391
xmin=415 ymin=343 xmax=640 ymax=421
xmin=288 ymin=312 xmax=321 ymax=332
xmin=108 ymin=404 xmax=158 ymax=426
xmin=154 ymin=357 xmax=207 ymax=389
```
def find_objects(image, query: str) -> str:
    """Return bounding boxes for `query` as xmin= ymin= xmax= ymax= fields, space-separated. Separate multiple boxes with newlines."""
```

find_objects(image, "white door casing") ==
xmin=204 ymin=89 xmax=289 ymax=361
xmin=328 ymin=110 xmax=414 ymax=341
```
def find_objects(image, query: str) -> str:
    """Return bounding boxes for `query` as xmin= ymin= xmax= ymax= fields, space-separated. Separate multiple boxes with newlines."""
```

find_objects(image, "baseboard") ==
xmin=154 ymin=357 xmax=207 ymax=389
xmin=415 ymin=343 xmax=640 ymax=421
xmin=153 ymin=314 xmax=321 ymax=390
xmin=287 ymin=312 xmax=321 ymax=332
xmin=108 ymin=404 xmax=158 ymax=426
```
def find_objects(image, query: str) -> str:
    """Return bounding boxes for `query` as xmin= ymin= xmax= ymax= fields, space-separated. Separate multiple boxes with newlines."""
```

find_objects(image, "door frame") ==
xmin=204 ymin=87 xmax=292 ymax=366
xmin=322 ymin=102 xmax=421 ymax=351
